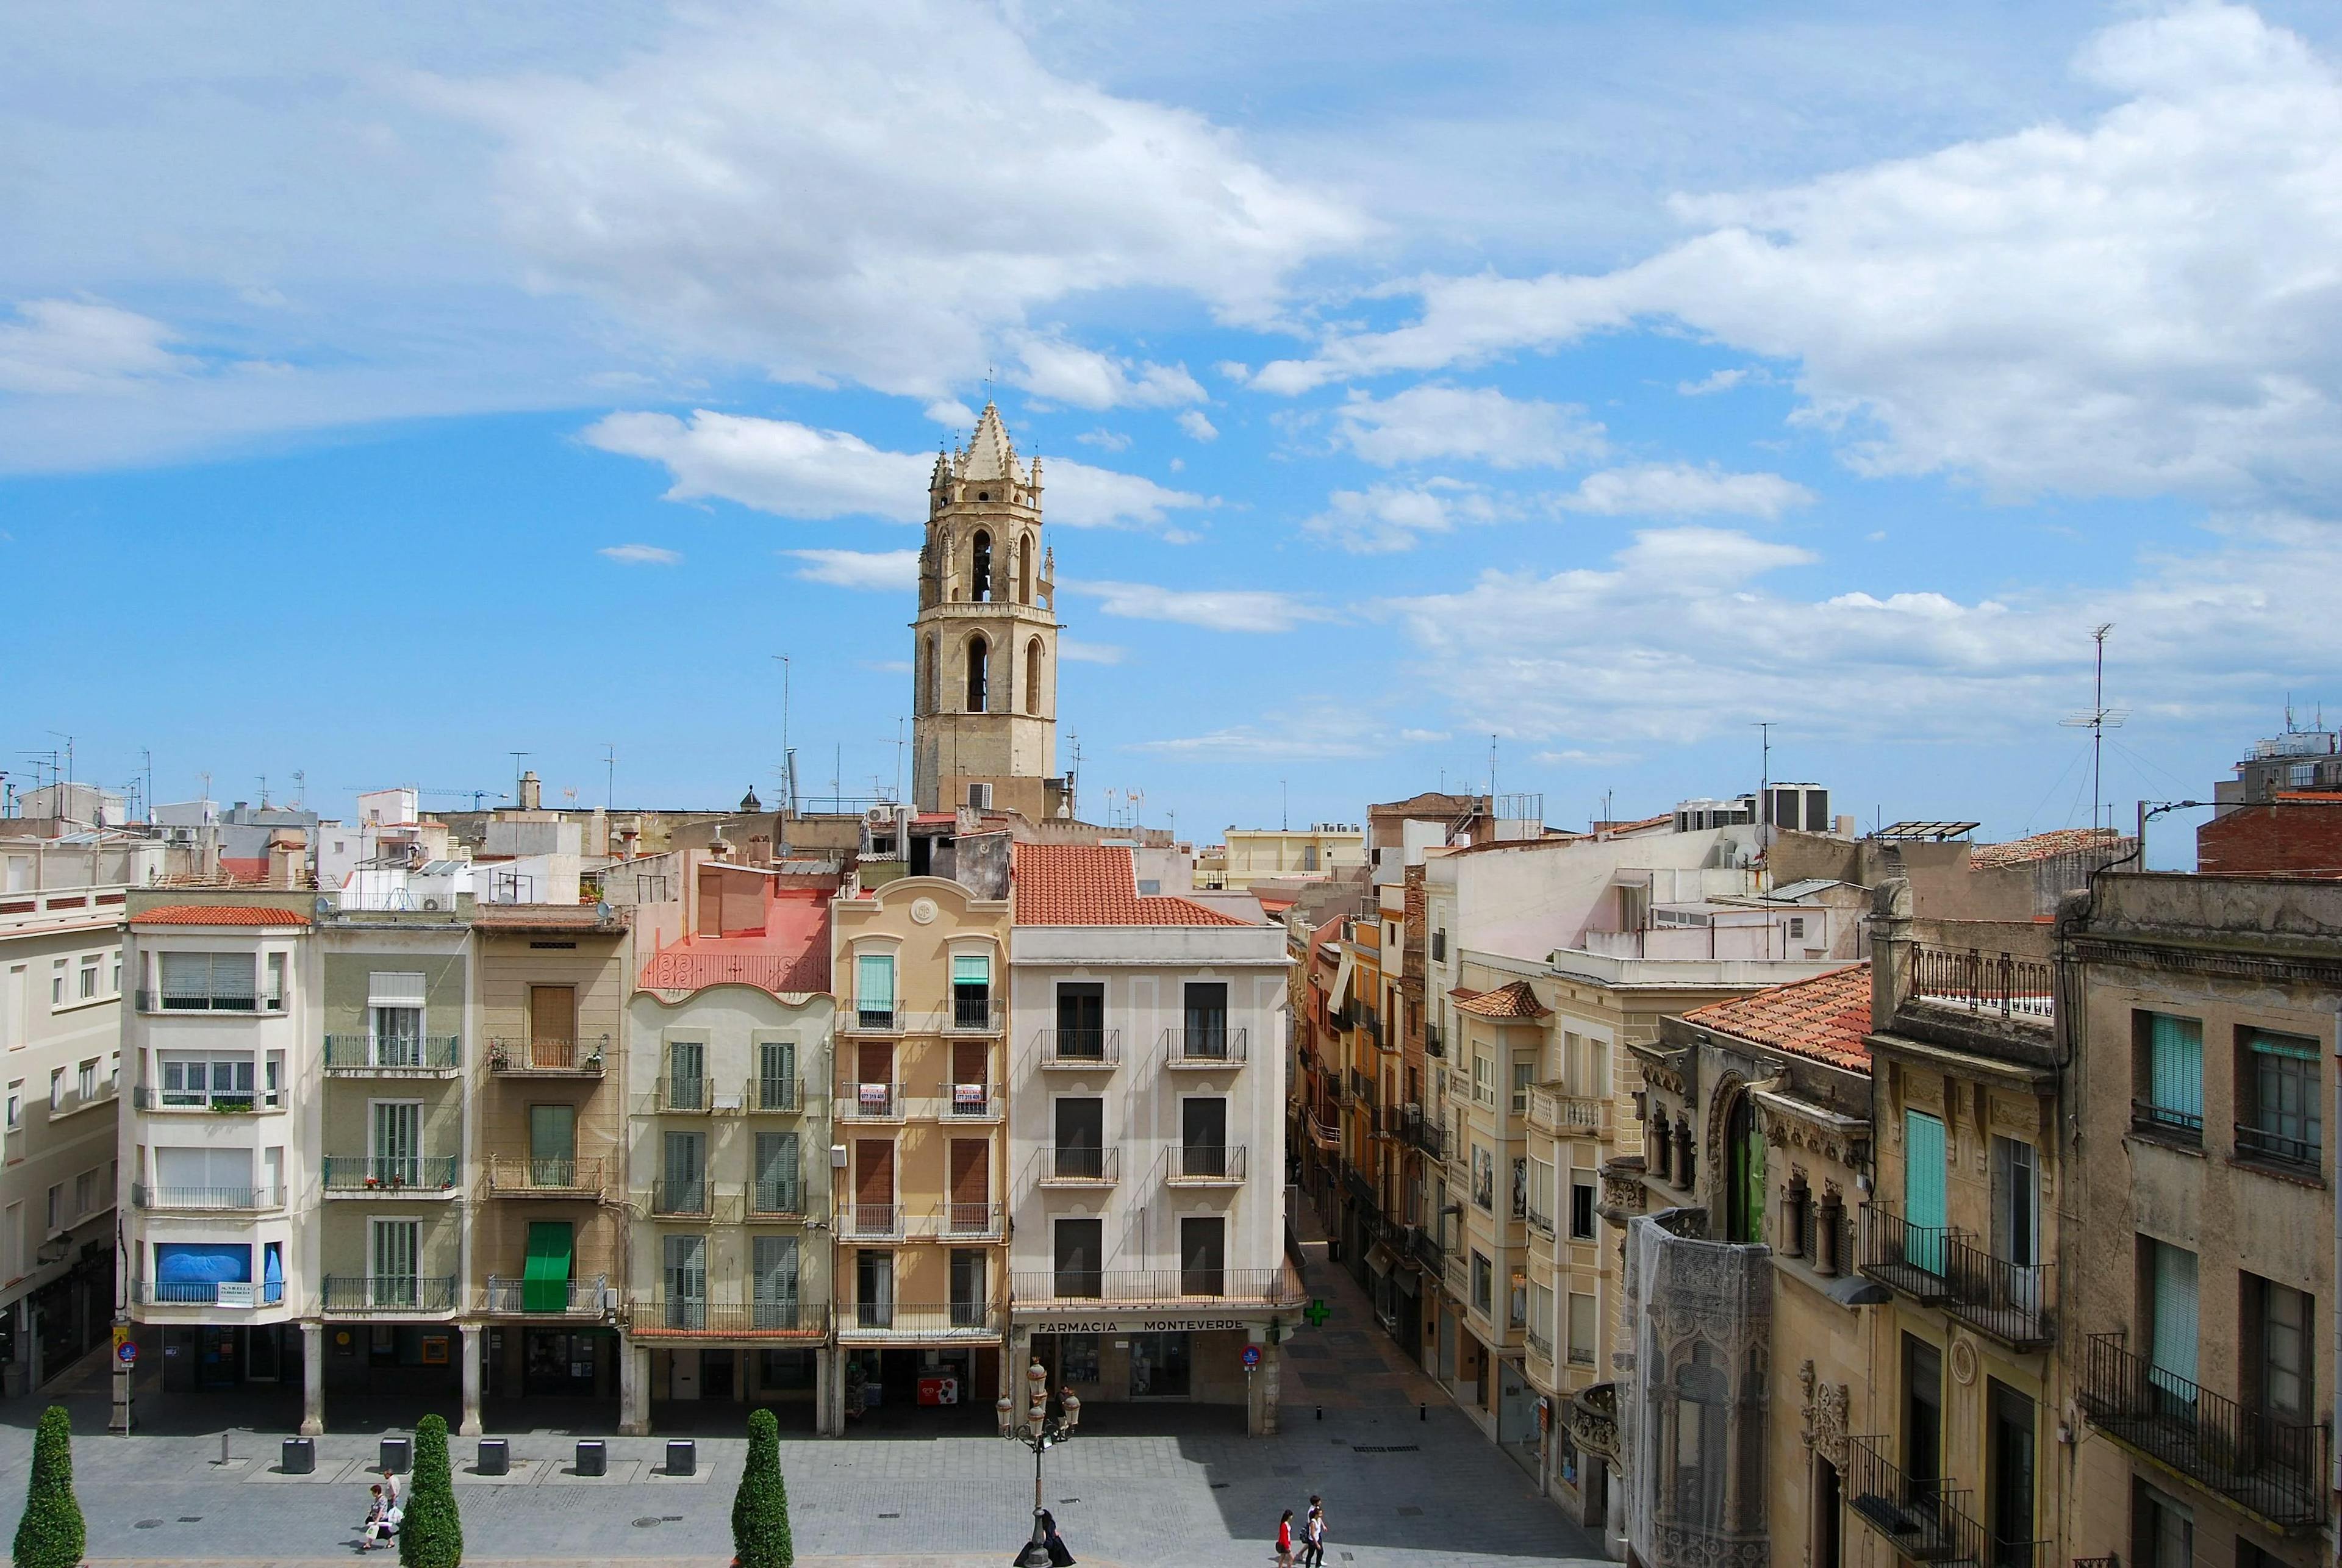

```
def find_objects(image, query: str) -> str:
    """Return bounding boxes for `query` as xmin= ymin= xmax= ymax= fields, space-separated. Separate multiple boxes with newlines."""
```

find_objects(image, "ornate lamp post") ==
xmin=997 ymin=1356 xmax=1081 ymax=1567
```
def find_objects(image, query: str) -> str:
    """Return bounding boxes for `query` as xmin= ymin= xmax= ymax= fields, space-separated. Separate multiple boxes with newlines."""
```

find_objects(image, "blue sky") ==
xmin=7 ymin=1 xmax=2342 ymax=865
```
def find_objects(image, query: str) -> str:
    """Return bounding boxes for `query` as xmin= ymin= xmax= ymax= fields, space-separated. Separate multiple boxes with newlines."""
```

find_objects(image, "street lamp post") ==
xmin=998 ymin=1356 xmax=1081 ymax=1567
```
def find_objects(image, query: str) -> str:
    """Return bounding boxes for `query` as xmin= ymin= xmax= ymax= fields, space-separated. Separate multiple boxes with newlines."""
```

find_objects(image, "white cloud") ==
xmin=1014 ymin=337 xmax=1205 ymax=410
xmin=585 ymin=408 xmax=1203 ymax=531
xmin=1058 ymin=637 xmax=1126 ymax=665
xmin=1130 ymin=724 xmax=1378 ymax=762
xmin=1064 ymin=579 xmax=1334 ymax=632
xmin=429 ymin=3 xmax=1366 ymax=400
xmin=1075 ymin=429 xmax=1131 ymax=452
xmin=924 ymin=399 xmax=977 ymax=427
xmin=785 ymin=548 xmax=920 ymax=590
xmin=1677 ymin=367 xmax=1760 ymax=396
xmin=598 ymin=543 xmax=681 ymax=565
xmin=1334 ymin=383 xmax=1606 ymax=468
xmin=1259 ymin=5 xmax=2342 ymax=504
xmin=1558 ymin=463 xmax=1814 ymax=519
xmin=1176 ymin=410 xmax=1219 ymax=442
xmin=1305 ymin=479 xmax=1502 ymax=553
xmin=863 ymin=659 xmax=914 ymax=675
xmin=0 ymin=299 xmax=193 ymax=395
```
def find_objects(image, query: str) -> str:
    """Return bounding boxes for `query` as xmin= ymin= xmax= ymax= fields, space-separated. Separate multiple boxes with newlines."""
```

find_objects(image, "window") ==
xmin=370 ymin=1100 xmax=423 ymax=1186
xmin=1567 ymin=1291 xmax=1597 ymax=1365
xmin=1055 ymin=982 xmax=1105 ymax=1058
xmin=2240 ymin=1028 xmax=2321 ymax=1169
xmin=1471 ymin=1144 xmax=1494 ymax=1211
xmin=371 ymin=1218 xmax=420 ymax=1306
xmin=1788 ymin=916 xmax=1807 ymax=940
xmin=1726 ymin=1092 xmax=1766 ymax=1245
xmin=264 ymin=951 xmax=286 ymax=1008
xmin=73 ymin=1170 xmax=95 ymax=1219
xmin=753 ymin=1236 xmax=801 ymax=1328
xmin=951 ymin=952 xmax=992 ymax=1028
xmin=664 ymin=1235 xmax=707 ymax=1328
xmin=156 ymin=951 xmax=257 ymax=1011
xmin=965 ymin=633 xmax=989 ymax=712
xmin=48 ymin=1069 xmax=62 ymax=1110
xmin=2248 ymin=1275 xmax=2312 ymax=1423
xmin=77 ymin=961 xmax=96 ymax=1000
xmin=1991 ymin=1137 xmax=2041 ymax=1269
xmin=1570 ymin=1172 xmax=1599 ymax=1240
xmin=970 ymin=529 xmax=992 ymax=601
xmin=665 ymin=1036 xmax=707 ymax=1111
xmin=753 ymin=1131 xmax=800 ymax=1215
xmin=1987 ymin=1380 xmax=2037 ymax=1556
xmin=109 ymin=1053 xmax=118 ymax=1087
xmin=1183 ymin=982 xmax=1229 ymax=1057
xmin=49 ymin=963 xmax=63 ymax=1006
xmin=950 ymin=1248 xmax=989 ymax=1326
xmin=1528 ymin=1283 xmax=1555 ymax=1355
xmin=528 ymin=1103 xmax=576 ymax=1185
xmin=1471 ymin=1250 xmax=1492 ymax=1316
xmin=1472 ymin=1052 xmax=1494 ymax=1106
xmin=1527 ymin=1158 xmax=1555 ymax=1233
xmin=661 ymin=1129 xmax=707 ymax=1214
xmin=1511 ymin=1058 xmax=1533 ymax=1115
xmin=110 ymin=958 xmax=120 ymax=995
xmin=1025 ymin=638 xmax=1042 ymax=716
xmin=1903 ymin=1334 xmax=1944 ymax=1484
xmin=2145 ymin=1237 xmax=2199 ymax=1414
xmin=1180 ymin=1215 xmax=1226 ymax=1297
xmin=45 ymin=1184 xmax=62 ymax=1233
xmin=160 ymin=1054 xmax=257 ymax=1109
xmin=2135 ymin=1012 xmax=2204 ymax=1141
xmin=1054 ymin=1097 xmax=1105 ymax=1178
xmin=2132 ymin=1480 xmax=2192 ymax=1568
xmin=855 ymin=952 xmax=895 ymax=1028
xmin=4 ymin=1083 xmax=17 ymax=1129
xmin=2289 ymin=762 xmax=2316 ymax=787
xmin=1054 ymin=1218 xmax=1103 ymax=1299
xmin=1508 ymin=1270 xmax=1527 ymax=1328
xmin=76 ymin=1061 xmax=95 ymax=1102
xmin=1903 ymin=1109 xmax=1949 ymax=1272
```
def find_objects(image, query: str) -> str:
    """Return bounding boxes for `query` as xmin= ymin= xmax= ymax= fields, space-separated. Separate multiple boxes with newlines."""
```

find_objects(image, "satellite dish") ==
xmin=313 ymin=895 xmax=333 ymax=918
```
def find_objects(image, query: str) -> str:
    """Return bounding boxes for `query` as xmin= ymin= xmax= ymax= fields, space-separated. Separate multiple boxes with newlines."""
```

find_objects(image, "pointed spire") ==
xmin=958 ymin=401 xmax=1015 ymax=482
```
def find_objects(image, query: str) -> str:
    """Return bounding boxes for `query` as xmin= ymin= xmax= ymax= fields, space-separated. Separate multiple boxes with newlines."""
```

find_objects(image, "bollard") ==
xmin=380 ymin=1436 xmax=411 ymax=1475
xmin=575 ymin=1439 xmax=607 ymax=1477
xmin=1315 ymin=1405 xmax=1322 ymax=1421
xmin=477 ymin=1439 xmax=509 ymax=1477
xmin=281 ymin=1436 xmax=315 ymax=1475
xmin=220 ymin=1432 xmax=231 ymax=1465
xmin=664 ymin=1439 xmax=695 ymax=1477
xmin=1419 ymin=1403 xmax=1427 ymax=1422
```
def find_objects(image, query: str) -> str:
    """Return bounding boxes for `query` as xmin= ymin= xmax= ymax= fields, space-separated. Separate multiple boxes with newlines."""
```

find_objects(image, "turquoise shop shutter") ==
xmin=1904 ymin=1111 xmax=1949 ymax=1273
xmin=2148 ymin=1240 xmax=2199 ymax=1405
xmin=2147 ymin=1014 xmax=2203 ymax=1125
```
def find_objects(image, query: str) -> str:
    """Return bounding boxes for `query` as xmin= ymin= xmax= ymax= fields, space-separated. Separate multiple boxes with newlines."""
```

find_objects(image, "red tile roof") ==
xmin=1450 ymin=979 xmax=1549 ymax=1018
xmin=470 ymin=905 xmax=626 ymax=932
xmin=1014 ymin=843 xmax=1254 ymax=927
xmin=1680 ymin=964 xmax=1872 ymax=1070
xmin=131 ymin=904 xmax=312 ymax=928
xmin=1969 ymin=827 xmax=2122 ymax=869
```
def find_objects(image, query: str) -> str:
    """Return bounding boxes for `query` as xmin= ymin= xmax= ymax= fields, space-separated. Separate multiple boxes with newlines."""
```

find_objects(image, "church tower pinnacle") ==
xmin=911 ymin=403 xmax=1067 ymax=817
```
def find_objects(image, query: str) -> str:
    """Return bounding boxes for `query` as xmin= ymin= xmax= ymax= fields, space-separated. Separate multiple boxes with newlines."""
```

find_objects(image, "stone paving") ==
xmin=0 ymin=1223 xmax=1597 ymax=1567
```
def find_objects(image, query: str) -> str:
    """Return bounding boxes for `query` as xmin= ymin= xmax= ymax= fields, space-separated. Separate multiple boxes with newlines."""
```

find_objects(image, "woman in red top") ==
xmin=1276 ymin=1508 xmax=1295 ymax=1567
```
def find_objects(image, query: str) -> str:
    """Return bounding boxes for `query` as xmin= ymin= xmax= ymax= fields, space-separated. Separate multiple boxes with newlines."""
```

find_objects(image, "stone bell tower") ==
xmin=910 ymin=403 xmax=1067 ymax=818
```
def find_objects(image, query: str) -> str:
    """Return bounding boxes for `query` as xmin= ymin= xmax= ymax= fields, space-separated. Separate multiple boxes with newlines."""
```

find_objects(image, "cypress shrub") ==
xmin=731 ymin=1406 xmax=793 ymax=1568
xmin=398 ymin=1413 xmax=462 ymax=1568
xmin=12 ymin=1404 xmax=84 ymax=1568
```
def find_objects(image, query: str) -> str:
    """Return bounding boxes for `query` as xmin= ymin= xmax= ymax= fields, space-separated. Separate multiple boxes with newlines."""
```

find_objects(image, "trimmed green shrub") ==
xmin=731 ymin=1406 xmax=793 ymax=1568
xmin=398 ymin=1413 xmax=462 ymax=1568
xmin=12 ymin=1405 xmax=83 ymax=1568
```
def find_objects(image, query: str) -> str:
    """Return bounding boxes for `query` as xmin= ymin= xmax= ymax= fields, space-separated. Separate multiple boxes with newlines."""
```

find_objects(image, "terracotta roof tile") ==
xmin=130 ymin=904 xmax=312 ymax=928
xmin=470 ymin=905 xmax=627 ymax=932
xmin=1969 ymin=827 xmax=2122 ymax=868
xmin=1449 ymin=979 xmax=1549 ymax=1018
xmin=1680 ymin=964 xmax=1872 ymax=1070
xmin=1013 ymin=843 xmax=1253 ymax=927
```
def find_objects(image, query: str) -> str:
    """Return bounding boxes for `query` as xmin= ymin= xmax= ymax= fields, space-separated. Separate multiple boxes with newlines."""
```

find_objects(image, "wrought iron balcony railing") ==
xmin=321 ymin=1275 xmax=458 ymax=1313
xmin=323 ymin=1035 xmax=461 ymax=1073
xmin=321 ymin=1156 xmax=459 ymax=1193
xmin=486 ymin=1034 xmax=607 ymax=1074
xmin=1846 ymin=1436 xmax=1982 ymax=1566
xmin=843 ymin=1203 xmax=903 ymax=1240
xmin=748 ymin=1179 xmax=806 ymax=1218
xmin=1858 ymin=1202 xmax=1964 ymax=1303
xmin=2234 ymin=1120 xmax=2320 ymax=1173
xmin=750 ymin=1075 xmax=802 ymax=1113
xmin=942 ymin=1080 xmax=1001 ymax=1120
xmin=133 ymin=1183 xmax=281 ymax=1211
xmin=1037 ymin=1147 xmax=1119 ymax=1184
xmin=1164 ymin=1027 xmax=1248 ymax=1067
xmin=484 ymin=1155 xmax=605 ymax=1197
xmin=1857 ymin=1204 xmax=2057 ymax=1348
xmin=479 ymin=1273 xmax=607 ymax=1316
xmin=840 ymin=1300 xmax=1003 ymax=1336
xmin=837 ymin=1081 xmax=908 ymax=1120
xmin=1036 ymin=1028 xmax=1121 ymax=1069
xmin=2080 ymin=1333 xmax=2329 ymax=1528
xmin=1908 ymin=944 xmax=2055 ymax=1024
xmin=636 ymin=1297 xmax=827 ymax=1336
xmin=1168 ymin=1145 xmax=1246 ymax=1183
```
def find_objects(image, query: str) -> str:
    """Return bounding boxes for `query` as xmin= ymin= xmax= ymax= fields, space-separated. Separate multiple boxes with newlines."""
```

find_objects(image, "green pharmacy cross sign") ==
xmin=1303 ymin=1298 xmax=1331 ymax=1328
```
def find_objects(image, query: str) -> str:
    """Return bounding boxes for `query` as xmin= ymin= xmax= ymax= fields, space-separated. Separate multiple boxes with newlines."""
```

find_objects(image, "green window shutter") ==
xmin=952 ymin=953 xmax=990 ymax=986
xmin=2148 ymin=1014 xmax=2203 ymax=1120
xmin=1904 ymin=1111 xmax=1949 ymax=1273
xmin=858 ymin=953 xmax=894 ymax=1011
xmin=2149 ymin=1241 xmax=2199 ymax=1399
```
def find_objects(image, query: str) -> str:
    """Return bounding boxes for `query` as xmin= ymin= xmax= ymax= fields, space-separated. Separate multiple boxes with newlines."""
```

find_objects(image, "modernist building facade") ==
xmin=1006 ymin=842 xmax=1297 ymax=1433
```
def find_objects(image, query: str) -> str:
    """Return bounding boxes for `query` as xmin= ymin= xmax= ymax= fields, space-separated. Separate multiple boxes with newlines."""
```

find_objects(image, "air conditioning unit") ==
xmin=421 ymin=897 xmax=442 ymax=912
xmin=829 ymin=1144 xmax=849 ymax=1169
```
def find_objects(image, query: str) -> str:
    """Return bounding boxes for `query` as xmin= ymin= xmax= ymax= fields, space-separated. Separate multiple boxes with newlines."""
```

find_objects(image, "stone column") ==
xmin=459 ymin=1324 xmax=483 ymax=1436
xmin=1247 ymin=1330 xmax=1281 ymax=1437
xmin=299 ymin=1322 xmax=324 ymax=1436
xmin=618 ymin=1335 xmax=650 ymax=1436
xmin=814 ymin=1347 xmax=836 ymax=1437
xmin=1869 ymin=876 xmax=1913 ymax=1033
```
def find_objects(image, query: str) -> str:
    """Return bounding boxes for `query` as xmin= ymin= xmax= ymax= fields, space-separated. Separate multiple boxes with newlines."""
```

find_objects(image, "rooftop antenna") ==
xmin=141 ymin=749 xmax=153 ymax=825
xmin=291 ymin=770 xmax=305 ymax=809
xmin=1488 ymin=734 xmax=1498 ymax=802
xmin=1752 ymin=720 xmax=1775 ymax=839
xmin=603 ymin=744 xmax=617 ymax=812
xmin=893 ymin=718 xmax=904 ymax=807
xmin=1280 ymin=778 xmax=1288 ymax=832
xmin=772 ymin=654 xmax=792 ymax=812
xmin=2061 ymin=625 xmax=2127 ymax=832
xmin=257 ymin=775 xmax=268 ymax=809
xmin=509 ymin=752 xmax=529 ymax=805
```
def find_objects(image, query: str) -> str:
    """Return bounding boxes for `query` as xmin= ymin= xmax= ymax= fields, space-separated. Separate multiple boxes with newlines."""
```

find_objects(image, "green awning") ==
xmin=523 ymin=1222 xmax=573 ymax=1312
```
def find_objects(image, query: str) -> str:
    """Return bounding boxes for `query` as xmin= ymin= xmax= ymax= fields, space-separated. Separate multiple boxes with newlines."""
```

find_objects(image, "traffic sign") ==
xmin=1241 ymin=1344 xmax=1262 ymax=1369
xmin=116 ymin=1341 xmax=137 ymax=1367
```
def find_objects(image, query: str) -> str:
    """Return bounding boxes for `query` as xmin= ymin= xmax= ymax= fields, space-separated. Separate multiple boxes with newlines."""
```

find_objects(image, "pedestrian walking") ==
xmin=1300 ymin=1497 xmax=1327 ymax=1568
xmin=359 ymin=1484 xmax=392 ymax=1552
xmin=379 ymin=1467 xmax=400 ymax=1512
xmin=1276 ymin=1508 xmax=1295 ymax=1567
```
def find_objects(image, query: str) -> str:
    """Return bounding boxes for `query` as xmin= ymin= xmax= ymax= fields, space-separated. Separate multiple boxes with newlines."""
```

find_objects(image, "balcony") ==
xmin=1036 ymin=1147 xmax=1119 ymax=1186
xmin=1525 ymin=1325 xmax=1554 ymax=1364
xmin=323 ymin=1034 xmax=460 ymax=1075
xmin=484 ymin=1155 xmax=606 ymax=1198
xmin=1858 ymin=1205 xmax=2057 ymax=1349
xmin=837 ymin=1081 xmax=908 ymax=1122
xmin=486 ymin=1035 xmax=607 ymax=1076
xmin=1164 ymin=1028 xmax=1248 ymax=1068
xmin=931 ymin=1201 xmax=1005 ymax=1240
xmin=1846 ymin=1437 xmax=1987 ymax=1565
xmin=2131 ymin=1098 xmax=2202 ymax=1146
xmin=321 ymin=1156 xmax=460 ymax=1196
xmin=132 ymin=1183 xmax=281 ymax=1212
xmin=942 ymin=997 xmax=1003 ymax=1036
xmin=1166 ymin=1145 xmax=1247 ymax=1186
xmin=1011 ymin=1267 xmax=1307 ymax=1309
xmin=1527 ymin=1086 xmax=1611 ymax=1140
xmin=840 ymin=1003 xmax=899 ymax=1036
xmin=646 ymin=1075 xmax=721 ymax=1114
xmin=1565 ymin=1383 xmax=1618 ymax=1464
xmin=648 ymin=1180 xmax=740 ymax=1221
xmin=749 ymin=1076 xmax=803 ymax=1114
xmin=1399 ymin=1105 xmax=1447 ymax=1161
xmin=843 ymin=1203 xmax=904 ymax=1240
xmin=132 ymin=1279 xmax=285 ymax=1308
xmin=479 ymin=1273 xmax=608 ymax=1317
xmin=131 ymin=1085 xmax=281 ymax=1115
xmin=632 ymin=1297 xmax=828 ymax=1339
xmin=942 ymin=1080 xmax=1003 ymax=1122
xmin=321 ymin=1275 xmax=459 ymax=1314
xmin=838 ymin=1300 xmax=1004 ymax=1341
xmin=136 ymin=989 xmax=282 ymax=1015
xmin=1908 ymin=945 xmax=2055 ymax=1026
xmin=1410 ymin=1224 xmax=1445 ymax=1275
xmin=1036 ymin=1029 xmax=1121 ymax=1070
xmin=747 ymin=1180 xmax=807 ymax=1220
xmin=2234 ymin=1120 xmax=2321 ymax=1176
xmin=2080 ymin=1333 xmax=2329 ymax=1529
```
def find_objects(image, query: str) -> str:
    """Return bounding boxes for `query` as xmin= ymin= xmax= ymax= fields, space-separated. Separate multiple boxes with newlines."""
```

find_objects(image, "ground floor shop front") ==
xmin=2 ymin=1243 xmax=115 ymax=1392
xmin=1012 ymin=1314 xmax=1281 ymax=1434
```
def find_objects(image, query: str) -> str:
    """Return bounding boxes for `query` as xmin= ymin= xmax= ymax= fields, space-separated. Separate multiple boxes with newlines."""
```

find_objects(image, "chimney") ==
xmin=267 ymin=828 xmax=309 ymax=890
xmin=1868 ymin=876 xmax=1913 ymax=1033
xmin=518 ymin=770 xmax=542 ymax=811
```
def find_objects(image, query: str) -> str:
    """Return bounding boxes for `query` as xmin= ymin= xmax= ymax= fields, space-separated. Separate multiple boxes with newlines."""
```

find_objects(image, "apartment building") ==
xmin=829 ymin=851 xmax=1012 ymax=1420
xmin=1006 ymin=843 xmax=1297 ymax=1433
xmin=121 ymin=893 xmax=316 ymax=1414
xmin=2066 ymin=874 xmax=2337 ymax=1568
xmin=625 ymin=862 xmax=836 ymax=1433
xmin=470 ymin=903 xmax=631 ymax=1428
xmin=0 ymin=874 xmax=127 ymax=1391
xmin=313 ymin=905 xmax=470 ymax=1425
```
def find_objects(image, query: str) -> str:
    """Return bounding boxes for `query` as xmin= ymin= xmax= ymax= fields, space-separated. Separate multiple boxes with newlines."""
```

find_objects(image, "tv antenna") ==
xmin=2060 ymin=625 xmax=2128 ymax=831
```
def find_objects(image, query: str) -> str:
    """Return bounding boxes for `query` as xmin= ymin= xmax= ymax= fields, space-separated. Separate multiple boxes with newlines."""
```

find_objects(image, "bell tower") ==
xmin=911 ymin=403 xmax=1066 ymax=817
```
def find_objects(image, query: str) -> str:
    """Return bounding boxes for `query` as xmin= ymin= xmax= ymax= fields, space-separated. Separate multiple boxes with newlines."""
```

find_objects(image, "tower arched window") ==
xmin=971 ymin=531 xmax=992 ymax=603
xmin=965 ymin=634 xmax=989 ymax=713
xmin=1019 ymin=540 xmax=1034 ymax=604
xmin=1725 ymin=1090 xmax=1764 ymax=1244
xmin=923 ymin=635 xmax=938 ymax=715
xmin=1025 ymin=638 xmax=1042 ymax=715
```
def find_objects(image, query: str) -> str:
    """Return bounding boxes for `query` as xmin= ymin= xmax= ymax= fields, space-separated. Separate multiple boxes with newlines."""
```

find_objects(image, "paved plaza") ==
xmin=0 ymin=1236 xmax=1602 ymax=1568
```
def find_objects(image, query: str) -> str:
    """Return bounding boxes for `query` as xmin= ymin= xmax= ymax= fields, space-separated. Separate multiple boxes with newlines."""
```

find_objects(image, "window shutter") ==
xmin=367 ymin=972 xmax=426 ymax=1007
xmin=857 ymin=953 xmax=893 ymax=1011
xmin=952 ymin=953 xmax=990 ymax=986
xmin=160 ymin=952 xmax=207 ymax=993
xmin=2149 ymin=1242 xmax=2199 ymax=1397
xmin=209 ymin=953 xmax=256 ymax=1000
xmin=2148 ymin=1014 xmax=2203 ymax=1118
xmin=1903 ymin=1112 xmax=1947 ymax=1230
